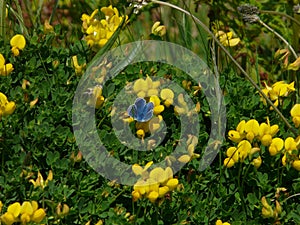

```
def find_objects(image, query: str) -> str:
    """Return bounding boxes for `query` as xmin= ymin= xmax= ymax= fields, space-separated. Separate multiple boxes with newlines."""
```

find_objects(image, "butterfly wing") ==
xmin=134 ymin=98 xmax=147 ymax=121
xmin=140 ymin=102 xmax=154 ymax=122
xmin=127 ymin=104 xmax=135 ymax=118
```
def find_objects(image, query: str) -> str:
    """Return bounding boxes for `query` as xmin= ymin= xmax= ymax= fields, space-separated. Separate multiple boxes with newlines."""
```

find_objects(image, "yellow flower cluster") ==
xmin=215 ymin=30 xmax=240 ymax=47
xmin=0 ymin=92 xmax=16 ymax=118
xmin=225 ymin=119 xmax=279 ymax=168
xmin=291 ymin=104 xmax=300 ymax=128
xmin=132 ymin=161 xmax=179 ymax=203
xmin=81 ymin=5 xmax=126 ymax=49
xmin=177 ymin=135 xmax=200 ymax=163
xmin=133 ymin=76 xmax=161 ymax=98
xmin=216 ymin=219 xmax=231 ymax=225
xmin=225 ymin=118 xmax=300 ymax=171
xmin=0 ymin=34 xmax=26 ymax=76
xmin=133 ymin=76 xmax=174 ymax=106
xmin=261 ymin=196 xmax=282 ymax=219
xmin=87 ymin=85 xmax=105 ymax=109
xmin=0 ymin=201 xmax=46 ymax=225
xmin=271 ymin=136 xmax=300 ymax=171
xmin=261 ymin=81 xmax=295 ymax=109
xmin=0 ymin=54 xmax=13 ymax=76
xmin=29 ymin=170 xmax=53 ymax=189
xmin=133 ymin=76 xmax=174 ymax=107
xmin=174 ymin=93 xmax=200 ymax=115
xmin=274 ymin=49 xmax=300 ymax=71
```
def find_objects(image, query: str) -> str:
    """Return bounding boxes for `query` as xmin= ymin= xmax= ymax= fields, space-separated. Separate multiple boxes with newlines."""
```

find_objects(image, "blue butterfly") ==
xmin=127 ymin=98 xmax=154 ymax=122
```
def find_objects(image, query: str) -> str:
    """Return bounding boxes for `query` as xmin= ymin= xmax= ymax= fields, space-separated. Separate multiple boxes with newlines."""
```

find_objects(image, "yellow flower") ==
xmin=101 ymin=5 xmax=117 ymax=18
xmin=29 ymin=170 xmax=53 ymax=189
xmin=288 ymin=56 xmax=300 ymax=70
xmin=132 ymin=161 xmax=153 ymax=176
xmin=147 ymin=191 xmax=159 ymax=203
xmin=136 ymin=129 xmax=145 ymax=139
xmin=7 ymin=202 xmax=21 ymax=218
xmin=30 ymin=98 xmax=38 ymax=108
xmin=151 ymin=21 xmax=166 ymax=37
xmin=149 ymin=116 xmax=162 ymax=133
xmin=0 ymin=200 xmax=3 ymax=212
xmin=284 ymin=137 xmax=297 ymax=153
xmin=149 ymin=167 xmax=168 ymax=183
xmin=216 ymin=219 xmax=231 ymax=225
xmin=44 ymin=19 xmax=54 ymax=33
xmin=56 ymin=203 xmax=69 ymax=217
xmin=228 ymin=130 xmax=243 ymax=143
xmin=258 ymin=118 xmax=279 ymax=146
xmin=281 ymin=154 xmax=288 ymax=167
xmin=226 ymin=147 xmax=239 ymax=162
xmin=261 ymin=197 xmax=274 ymax=218
xmin=81 ymin=9 xmax=99 ymax=30
xmin=228 ymin=120 xmax=246 ymax=143
xmin=290 ymin=104 xmax=300 ymax=128
xmin=158 ymin=186 xmax=169 ymax=198
xmin=20 ymin=201 xmax=34 ymax=216
xmin=160 ymin=88 xmax=174 ymax=107
xmin=95 ymin=219 xmax=103 ymax=225
xmin=72 ymin=55 xmax=86 ymax=75
xmin=0 ymin=54 xmax=14 ymax=76
xmin=261 ymin=81 xmax=295 ymax=109
xmin=149 ymin=95 xmax=164 ymax=115
xmin=270 ymin=81 xmax=295 ymax=98
xmin=215 ymin=30 xmax=240 ymax=47
xmin=132 ymin=190 xmax=142 ymax=202
xmin=1 ymin=212 xmax=16 ymax=225
xmin=292 ymin=160 xmax=300 ymax=171
xmin=237 ymin=140 xmax=252 ymax=161
xmin=31 ymin=201 xmax=38 ymax=212
xmin=244 ymin=119 xmax=259 ymax=142
xmin=87 ymin=85 xmax=105 ymax=109
xmin=10 ymin=34 xmax=26 ymax=56
xmin=269 ymin=138 xmax=284 ymax=156
xmin=20 ymin=213 xmax=30 ymax=224
xmin=0 ymin=92 xmax=16 ymax=117
xmin=133 ymin=76 xmax=160 ymax=98
xmin=31 ymin=208 xmax=46 ymax=223
xmin=262 ymin=207 xmax=273 ymax=218
xmin=178 ymin=154 xmax=191 ymax=163
xmin=165 ymin=178 xmax=178 ymax=191
xmin=174 ymin=94 xmax=189 ymax=115
xmin=252 ymin=156 xmax=262 ymax=169
xmin=224 ymin=157 xmax=235 ymax=168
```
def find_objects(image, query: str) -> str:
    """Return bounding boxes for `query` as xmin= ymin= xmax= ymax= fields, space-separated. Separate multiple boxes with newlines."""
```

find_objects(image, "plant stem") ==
xmin=260 ymin=10 xmax=300 ymax=28
xmin=258 ymin=19 xmax=298 ymax=59
xmin=0 ymin=0 xmax=5 ymax=38
xmin=49 ymin=0 xmax=59 ymax=24
xmin=151 ymin=0 xmax=298 ymax=136
xmin=10 ymin=0 xmax=29 ymax=38
xmin=283 ymin=193 xmax=300 ymax=202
